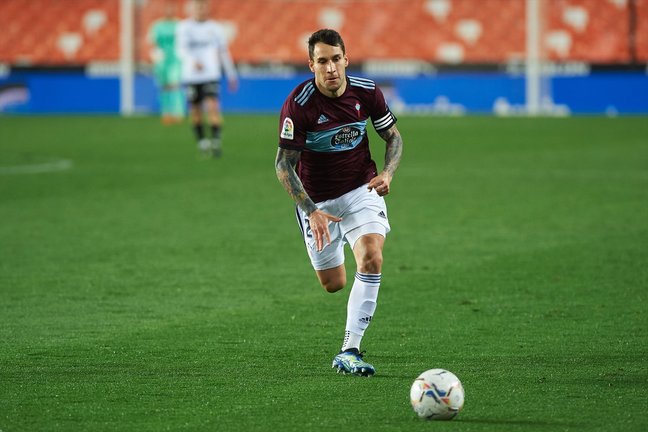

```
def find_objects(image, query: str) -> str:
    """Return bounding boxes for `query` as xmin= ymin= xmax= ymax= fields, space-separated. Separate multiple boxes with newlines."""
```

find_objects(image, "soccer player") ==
xmin=176 ymin=0 xmax=238 ymax=157
xmin=275 ymin=29 xmax=403 ymax=377
xmin=148 ymin=1 xmax=184 ymax=124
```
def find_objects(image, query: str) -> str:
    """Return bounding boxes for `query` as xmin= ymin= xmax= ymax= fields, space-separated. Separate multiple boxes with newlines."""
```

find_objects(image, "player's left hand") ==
xmin=367 ymin=172 xmax=392 ymax=196
xmin=228 ymin=78 xmax=239 ymax=93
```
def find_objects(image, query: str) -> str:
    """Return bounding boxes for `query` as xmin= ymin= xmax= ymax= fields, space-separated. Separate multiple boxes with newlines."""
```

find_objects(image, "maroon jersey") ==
xmin=278 ymin=76 xmax=397 ymax=203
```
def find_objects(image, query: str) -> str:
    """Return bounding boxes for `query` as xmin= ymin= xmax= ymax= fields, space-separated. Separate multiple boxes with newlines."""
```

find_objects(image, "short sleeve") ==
xmin=213 ymin=22 xmax=227 ymax=48
xmin=278 ymin=93 xmax=306 ymax=151
xmin=369 ymin=85 xmax=397 ymax=132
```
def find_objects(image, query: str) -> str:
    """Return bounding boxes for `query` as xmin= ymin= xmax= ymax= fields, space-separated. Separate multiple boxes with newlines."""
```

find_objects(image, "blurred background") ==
xmin=0 ymin=0 xmax=647 ymax=116
xmin=1 ymin=5 xmax=647 ymax=429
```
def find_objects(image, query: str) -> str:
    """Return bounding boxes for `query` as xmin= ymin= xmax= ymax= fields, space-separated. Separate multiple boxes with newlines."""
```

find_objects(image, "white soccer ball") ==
xmin=410 ymin=368 xmax=465 ymax=420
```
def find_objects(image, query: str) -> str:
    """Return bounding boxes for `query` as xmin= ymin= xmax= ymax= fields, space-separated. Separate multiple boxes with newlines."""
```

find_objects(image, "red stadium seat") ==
xmin=637 ymin=0 xmax=648 ymax=61
xmin=0 ymin=0 xmax=117 ymax=65
xmin=0 ymin=0 xmax=643 ymax=65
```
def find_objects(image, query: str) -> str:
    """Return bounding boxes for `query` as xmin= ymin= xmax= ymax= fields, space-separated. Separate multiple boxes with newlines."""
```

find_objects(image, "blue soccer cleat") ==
xmin=332 ymin=349 xmax=375 ymax=377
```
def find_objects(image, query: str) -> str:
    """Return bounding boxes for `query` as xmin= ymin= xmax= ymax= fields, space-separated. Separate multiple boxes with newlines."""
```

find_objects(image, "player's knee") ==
xmin=359 ymin=250 xmax=383 ymax=274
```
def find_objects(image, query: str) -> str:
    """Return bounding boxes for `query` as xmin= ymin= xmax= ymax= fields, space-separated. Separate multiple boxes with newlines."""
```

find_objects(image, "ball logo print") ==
xmin=410 ymin=369 xmax=464 ymax=420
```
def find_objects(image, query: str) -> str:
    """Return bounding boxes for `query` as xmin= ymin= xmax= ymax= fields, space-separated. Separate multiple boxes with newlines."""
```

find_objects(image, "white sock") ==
xmin=341 ymin=272 xmax=381 ymax=352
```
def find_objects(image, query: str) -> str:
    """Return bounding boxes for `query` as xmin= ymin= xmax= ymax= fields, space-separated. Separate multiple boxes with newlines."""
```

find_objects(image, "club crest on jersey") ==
xmin=280 ymin=117 xmax=294 ymax=139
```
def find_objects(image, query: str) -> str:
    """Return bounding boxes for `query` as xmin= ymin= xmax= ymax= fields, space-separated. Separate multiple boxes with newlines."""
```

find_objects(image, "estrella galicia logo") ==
xmin=331 ymin=126 xmax=361 ymax=149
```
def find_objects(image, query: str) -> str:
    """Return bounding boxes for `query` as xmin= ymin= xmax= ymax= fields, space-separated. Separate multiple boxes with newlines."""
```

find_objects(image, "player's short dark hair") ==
xmin=308 ymin=29 xmax=346 ymax=60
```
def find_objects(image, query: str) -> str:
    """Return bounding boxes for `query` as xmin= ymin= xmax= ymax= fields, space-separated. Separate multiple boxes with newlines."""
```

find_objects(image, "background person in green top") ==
xmin=148 ymin=1 xmax=185 ymax=124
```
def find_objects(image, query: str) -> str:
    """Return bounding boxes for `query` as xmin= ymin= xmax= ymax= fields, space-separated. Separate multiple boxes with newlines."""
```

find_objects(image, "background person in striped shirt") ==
xmin=275 ymin=29 xmax=404 ymax=377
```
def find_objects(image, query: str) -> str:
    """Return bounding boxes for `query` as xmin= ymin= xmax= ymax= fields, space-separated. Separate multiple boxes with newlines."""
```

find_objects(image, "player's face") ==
xmin=309 ymin=43 xmax=348 ymax=97
xmin=192 ymin=0 xmax=209 ymax=20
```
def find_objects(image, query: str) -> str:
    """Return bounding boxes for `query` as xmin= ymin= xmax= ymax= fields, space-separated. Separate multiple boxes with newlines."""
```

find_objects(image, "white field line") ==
xmin=0 ymin=159 xmax=73 ymax=175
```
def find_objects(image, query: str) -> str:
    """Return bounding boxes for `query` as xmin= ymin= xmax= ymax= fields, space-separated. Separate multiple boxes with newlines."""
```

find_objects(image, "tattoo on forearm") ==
xmin=379 ymin=125 xmax=403 ymax=177
xmin=275 ymin=148 xmax=318 ymax=215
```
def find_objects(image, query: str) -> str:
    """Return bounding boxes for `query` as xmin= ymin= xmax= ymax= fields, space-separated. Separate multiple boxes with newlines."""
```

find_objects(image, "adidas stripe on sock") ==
xmin=341 ymin=272 xmax=381 ymax=352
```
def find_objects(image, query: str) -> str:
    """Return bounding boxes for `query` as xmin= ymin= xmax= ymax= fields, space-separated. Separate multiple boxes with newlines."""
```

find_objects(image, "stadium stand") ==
xmin=545 ymin=0 xmax=631 ymax=62
xmin=0 ymin=0 xmax=118 ymax=65
xmin=637 ymin=0 xmax=648 ymax=61
xmin=0 ymin=0 xmax=644 ymax=65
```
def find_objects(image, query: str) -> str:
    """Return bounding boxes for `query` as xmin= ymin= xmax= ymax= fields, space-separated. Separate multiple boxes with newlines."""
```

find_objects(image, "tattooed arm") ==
xmin=275 ymin=148 xmax=341 ymax=251
xmin=367 ymin=124 xmax=404 ymax=196
xmin=275 ymin=148 xmax=318 ymax=216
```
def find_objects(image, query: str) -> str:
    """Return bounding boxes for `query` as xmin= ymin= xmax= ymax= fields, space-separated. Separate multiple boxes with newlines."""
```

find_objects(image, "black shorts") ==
xmin=186 ymin=81 xmax=220 ymax=104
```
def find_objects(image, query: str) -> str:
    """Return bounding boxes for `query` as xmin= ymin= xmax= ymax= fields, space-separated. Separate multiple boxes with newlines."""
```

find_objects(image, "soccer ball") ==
xmin=410 ymin=369 xmax=465 ymax=420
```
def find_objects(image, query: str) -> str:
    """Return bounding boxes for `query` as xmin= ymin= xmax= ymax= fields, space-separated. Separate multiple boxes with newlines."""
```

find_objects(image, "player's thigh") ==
xmin=168 ymin=62 xmax=182 ymax=86
xmin=204 ymin=96 xmax=221 ymax=116
xmin=201 ymin=82 xmax=220 ymax=106
xmin=340 ymin=186 xmax=391 ymax=248
xmin=186 ymin=84 xmax=204 ymax=109
xmin=295 ymin=206 xmax=346 ymax=276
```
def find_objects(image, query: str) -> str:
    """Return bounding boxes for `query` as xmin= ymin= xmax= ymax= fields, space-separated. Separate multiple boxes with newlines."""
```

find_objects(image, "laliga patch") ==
xmin=280 ymin=117 xmax=294 ymax=140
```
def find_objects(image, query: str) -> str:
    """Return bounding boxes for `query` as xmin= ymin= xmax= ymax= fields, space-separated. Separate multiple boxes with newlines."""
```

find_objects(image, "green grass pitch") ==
xmin=1 ymin=115 xmax=647 ymax=431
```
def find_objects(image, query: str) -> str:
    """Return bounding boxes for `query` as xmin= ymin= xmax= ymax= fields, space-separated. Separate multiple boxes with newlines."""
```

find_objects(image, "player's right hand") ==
xmin=309 ymin=209 xmax=342 ymax=252
xmin=367 ymin=171 xmax=392 ymax=196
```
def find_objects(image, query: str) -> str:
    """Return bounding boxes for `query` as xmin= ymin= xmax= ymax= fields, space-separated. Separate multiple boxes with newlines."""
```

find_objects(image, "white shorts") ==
xmin=295 ymin=184 xmax=391 ymax=271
